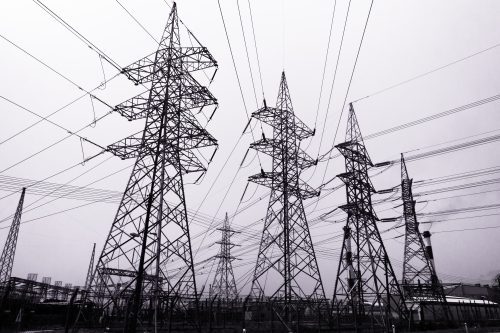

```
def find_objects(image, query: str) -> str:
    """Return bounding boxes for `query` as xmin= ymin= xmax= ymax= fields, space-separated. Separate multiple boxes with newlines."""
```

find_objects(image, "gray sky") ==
xmin=0 ymin=0 xmax=499 ymax=295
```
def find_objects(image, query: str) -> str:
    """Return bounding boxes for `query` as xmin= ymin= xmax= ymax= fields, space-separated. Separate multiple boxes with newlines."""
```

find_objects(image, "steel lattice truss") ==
xmin=333 ymin=104 xmax=408 ymax=328
xmin=0 ymin=188 xmax=25 ymax=285
xmin=209 ymin=213 xmax=239 ymax=302
xmin=89 ymin=3 xmax=218 ymax=329
xmin=248 ymin=72 xmax=327 ymax=320
xmin=84 ymin=243 xmax=96 ymax=291
xmin=401 ymin=154 xmax=451 ymax=320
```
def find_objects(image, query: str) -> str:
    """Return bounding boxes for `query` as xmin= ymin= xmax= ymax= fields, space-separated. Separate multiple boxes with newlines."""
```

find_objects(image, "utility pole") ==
xmin=210 ymin=213 xmax=239 ymax=302
xmin=89 ymin=3 xmax=218 ymax=332
xmin=401 ymin=153 xmax=451 ymax=321
xmin=0 ymin=188 xmax=26 ymax=285
xmin=248 ymin=72 xmax=327 ymax=327
xmin=333 ymin=104 xmax=408 ymax=330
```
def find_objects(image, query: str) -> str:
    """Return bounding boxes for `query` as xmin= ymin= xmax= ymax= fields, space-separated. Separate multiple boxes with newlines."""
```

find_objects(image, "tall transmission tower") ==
xmin=209 ymin=213 xmax=238 ymax=302
xmin=89 ymin=3 xmax=218 ymax=331
xmin=84 ymin=243 xmax=96 ymax=291
xmin=333 ymin=104 xmax=408 ymax=329
xmin=0 ymin=188 xmax=26 ymax=285
xmin=248 ymin=72 xmax=327 ymax=323
xmin=400 ymin=153 xmax=451 ymax=321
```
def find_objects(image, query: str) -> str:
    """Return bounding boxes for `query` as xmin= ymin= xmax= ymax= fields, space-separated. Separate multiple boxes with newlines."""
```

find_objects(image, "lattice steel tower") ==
xmin=89 ymin=3 xmax=218 ymax=331
xmin=209 ymin=213 xmax=238 ymax=302
xmin=333 ymin=104 xmax=407 ymax=329
xmin=0 ymin=187 xmax=26 ymax=285
xmin=248 ymin=72 xmax=326 ymax=321
xmin=84 ymin=243 xmax=96 ymax=291
xmin=401 ymin=153 xmax=450 ymax=320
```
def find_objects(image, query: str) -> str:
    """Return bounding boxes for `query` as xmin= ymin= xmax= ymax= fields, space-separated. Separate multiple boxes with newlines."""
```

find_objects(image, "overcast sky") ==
xmin=0 ymin=0 xmax=499 ymax=295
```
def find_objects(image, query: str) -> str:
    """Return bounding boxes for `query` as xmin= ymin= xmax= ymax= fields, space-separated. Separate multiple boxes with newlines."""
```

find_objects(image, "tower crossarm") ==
xmin=251 ymin=106 xmax=314 ymax=140
xmin=335 ymin=141 xmax=372 ymax=166
xmin=337 ymin=170 xmax=375 ymax=192
xmin=249 ymin=139 xmax=316 ymax=170
xmin=248 ymin=172 xmax=318 ymax=198
xmin=338 ymin=203 xmax=378 ymax=221
xmin=114 ymin=76 xmax=216 ymax=121
xmin=106 ymin=133 xmax=147 ymax=160
xmin=179 ymin=72 xmax=217 ymax=110
xmin=177 ymin=112 xmax=218 ymax=149
xmin=177 ymin=149 xmax=208 ymax=174
xmin=121 ymin=46 xmax=217 ymax=85
xmin=114 ymin=90 xmax=155 ymax=121
xmin=98 ymin=267 xmax=161 ymax=282
xmin=178 ymin=47 xmax=218 ymax=73
xmin=107 ymin=116 xmax=217 ymax=160
xmin=216 ymin=227 xmax=240 ymax=234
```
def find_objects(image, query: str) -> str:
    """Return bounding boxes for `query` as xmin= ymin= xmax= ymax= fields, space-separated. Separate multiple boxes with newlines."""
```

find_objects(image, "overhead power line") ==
xmin=353 ymin=40 xmax=500 ymax=102
xmin=0 ymin=96 xmax=105 ymax=150
xmin=312 ymin=0 xmax=337 ymax=130
xmin=246 ymin=0 xmax=265 ymax=100
xmin=236 ymin=0 xmax=259 ymax=108
xmin=433 ymin=225 xmax=500 ymax=234
xmin=0 ymin=108 xmax=112 ymax=175
xmin=0 ymin=33 xmax=112 ymax=104
xmin=365 ymin=94 xmax=500 ymax=140
xmin=314 ymin=0 xmax=375 ymax=204
xmin=319 ymin=92 xmax=500 ymax=161
xmin=32 ymin=0 xmax=122 ymax=71
xmin=217 ymin=0 xmax=263 ymax=167
xmin=314 ymin=0 xmax=352 ymax=159
xmin=114 ymin=0 xmax=159 ymax=43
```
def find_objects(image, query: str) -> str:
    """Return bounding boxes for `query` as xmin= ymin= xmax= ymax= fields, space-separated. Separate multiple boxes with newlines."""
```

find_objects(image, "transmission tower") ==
xmin=0 ymin=188 xmax=26 ymax=285
xmin=401 ymin=153 xmax=451 ymax=321
xmin=89 ymin=3 xmax=218 ymax=331
xmin=333 ymin=104 xmax=408 ymax=329
xmin=84 ymin=243 xmax=95 ymax=291
xmin=209 ymin=213 xmax=238 ymax=302
xmin=248 ymin=72 xmax=327 ymax=323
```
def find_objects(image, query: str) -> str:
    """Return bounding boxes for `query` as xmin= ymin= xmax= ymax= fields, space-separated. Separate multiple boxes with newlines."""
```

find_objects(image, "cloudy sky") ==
xmin=0 ymin=0 xmax=499 ymax=295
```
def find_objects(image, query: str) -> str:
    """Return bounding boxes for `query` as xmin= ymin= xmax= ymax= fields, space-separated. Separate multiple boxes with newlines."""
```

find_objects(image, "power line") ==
xmin=319 ymin=92 xmax=500 ymax=161
xmin=0 ymin=33 xmax=119 ymax=146
xmin=0 ymin=150 xmax=105 ymax=202
xmin=314 ymin=0 xmax=375 ymax=205
xmin=420 ymin=203 xmax=500 ymax=217
xmin=0 ymin=108 xmax=112 ymax=175
xmin=114 ymin=0 xmax=159 ymax=43
xmin=420 ymin=213 xmax=500 ymax=225
xmin=394 ymin=132 xmax=500 ymax=164
xmin=314 ymin=0 xmax=352 ymax=159
xmin=312 ymin=0 xmax=337 ymax=130
xmin=246 ymin=0 xmax=265 ymax=100
xmin=0 ymin=96 xmax=106 ymax=150
xmin=32 ymin=0 xmax=122 ymax=71
xmin=0 ymin=33 xmax=112 ymax=103
xmin=353 ymin=41 xmax=500 ymax=103
xmin=433 ymin=225 xmax=500 ymax=234
xmin=217 ymin=0 xmax=263 ymax=167
xmin=366 ymin=94 xmax=500 ymax=141
xmin=0 ymin=73 xmax=118 ymax=146
xmin=236 ymin=0 xmax=259 ymax=108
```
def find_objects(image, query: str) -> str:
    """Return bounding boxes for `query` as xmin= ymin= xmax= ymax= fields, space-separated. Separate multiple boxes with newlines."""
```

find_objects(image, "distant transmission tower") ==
xmin=248 ymin=72 xmax=327 ymax=322
xmin=84 ymin=243 xmax=95 ymax=291
xmin=400 ymin=153 xmax=451 ymax=321
xmin=89 ymin=3 xmax=218 ymax=332
xmin=209 ymin=213 xmax=238 ymax=302
xmin=333 ymin=104 xmax=408 ymax=329
xmin=0 ymin=188 xmax=26 ymax=285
